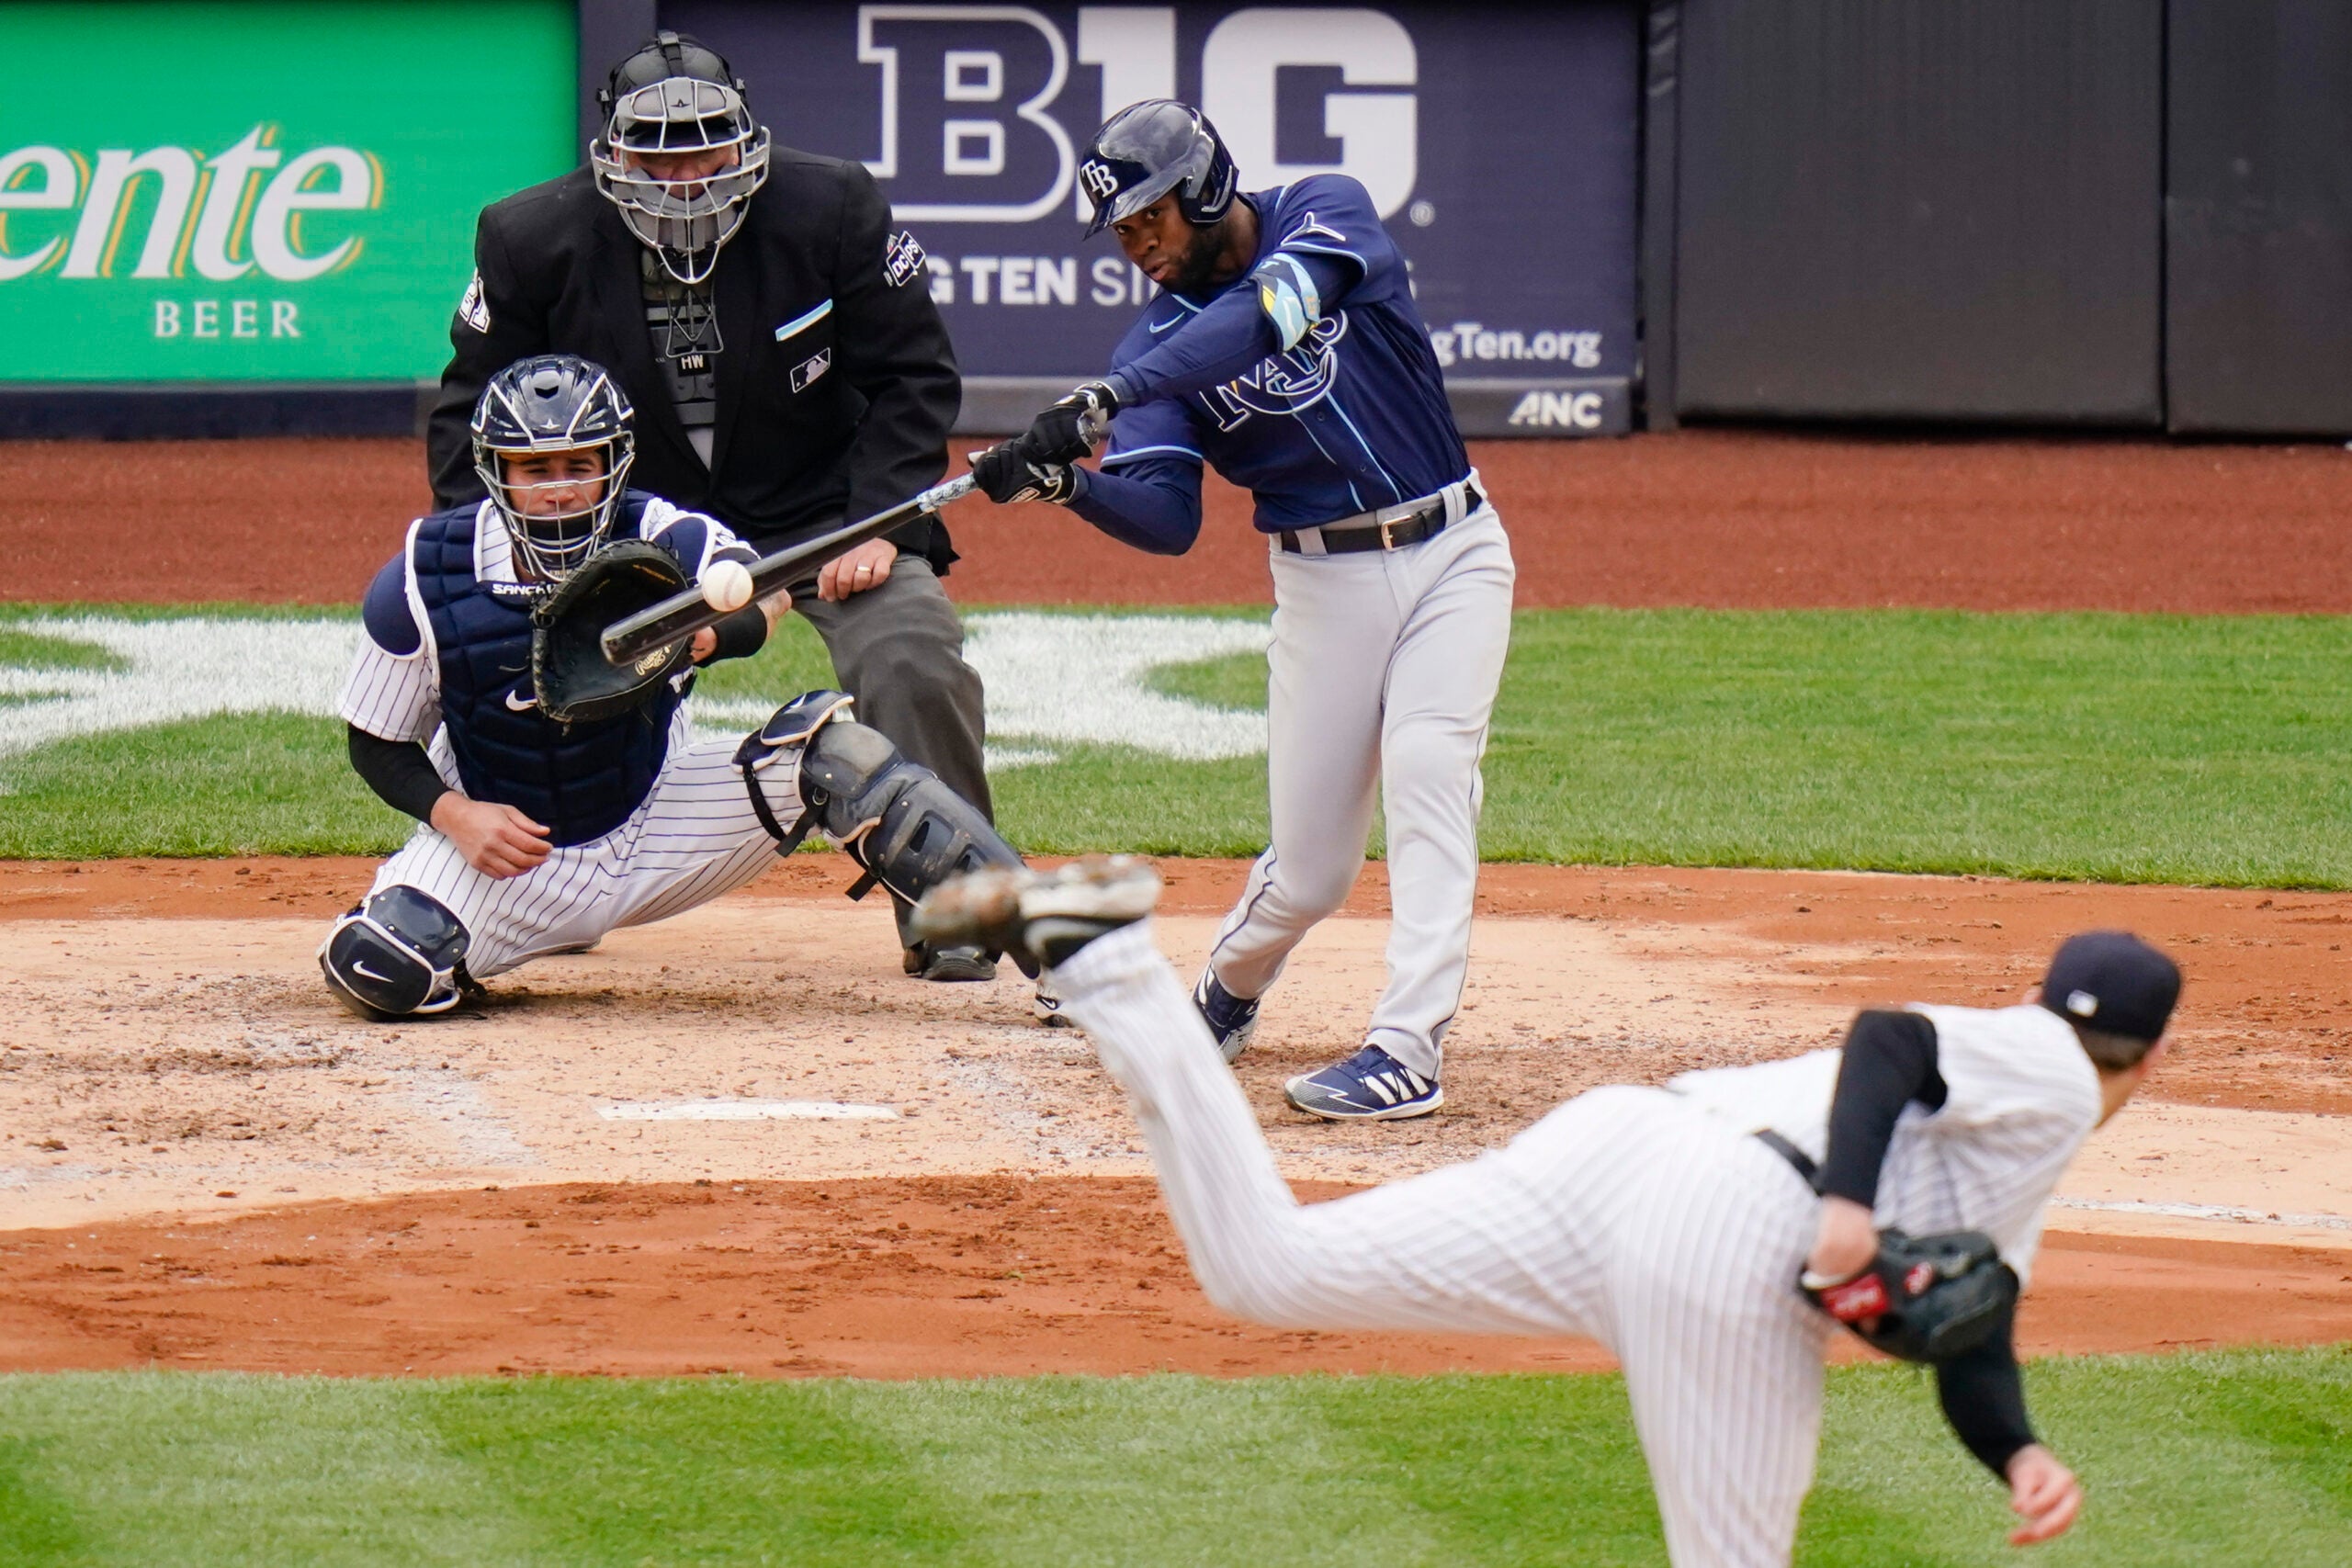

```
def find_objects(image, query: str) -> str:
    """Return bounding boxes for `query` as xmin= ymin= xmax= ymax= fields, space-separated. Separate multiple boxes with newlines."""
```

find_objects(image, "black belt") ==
xmin=1755 ymin=1129 xmax=1821 ymax=1190
xmin=1277 ymin=481 xmax=1482 ymax=555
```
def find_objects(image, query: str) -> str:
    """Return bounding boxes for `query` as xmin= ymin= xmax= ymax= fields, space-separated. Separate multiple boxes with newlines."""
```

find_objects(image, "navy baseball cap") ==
xmin=2038 ymin=931 xmax=2181 ymax=1042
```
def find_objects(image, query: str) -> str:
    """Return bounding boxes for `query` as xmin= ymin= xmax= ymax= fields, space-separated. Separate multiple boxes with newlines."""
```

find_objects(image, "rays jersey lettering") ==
xmin=1100 ymin=175 xmax=1471 ymax=531
xmin=1200 ymin=313 xmax=1349 ymax=431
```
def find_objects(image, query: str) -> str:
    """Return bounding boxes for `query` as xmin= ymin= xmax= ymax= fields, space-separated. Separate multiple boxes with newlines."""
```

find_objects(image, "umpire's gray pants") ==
xmin=787 ymin=556 xmax=992 ymax=946
xmin=786 ymin=556 xmax=991 ymax=818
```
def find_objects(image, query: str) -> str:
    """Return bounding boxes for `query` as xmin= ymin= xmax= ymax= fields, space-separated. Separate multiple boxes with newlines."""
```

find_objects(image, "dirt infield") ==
xmin=1 ymin=856 xmax=2346 ymax=1377
xmin=5 ymin=1179 xmax=2348 ymax=1380
xmin=5 ymin=427 xmax=2346 ymax=1380
xmin=17 ymin=430 xmax=2352 ymax=610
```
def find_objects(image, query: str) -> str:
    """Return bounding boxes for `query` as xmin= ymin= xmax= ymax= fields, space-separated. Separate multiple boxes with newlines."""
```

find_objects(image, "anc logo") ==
xmin=0 ymin=125 xmax=380 ymax=285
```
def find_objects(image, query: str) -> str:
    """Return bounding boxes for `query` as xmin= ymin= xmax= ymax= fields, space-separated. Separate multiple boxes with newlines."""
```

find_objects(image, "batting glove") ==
xmin=1022 ymin=379 xmax=1122 ymax=466
xmin=969 ymin=440 xmax=1080 ymax=506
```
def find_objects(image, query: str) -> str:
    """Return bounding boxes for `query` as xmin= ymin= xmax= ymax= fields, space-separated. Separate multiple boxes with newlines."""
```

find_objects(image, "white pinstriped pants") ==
xmin=365 ymin=737 xmax=804 ymax=978
xmin=1205 ymin=504 xmax=1516 ymax=1079
xmin=1057 ymin=921 xmax=1834 ymax=1568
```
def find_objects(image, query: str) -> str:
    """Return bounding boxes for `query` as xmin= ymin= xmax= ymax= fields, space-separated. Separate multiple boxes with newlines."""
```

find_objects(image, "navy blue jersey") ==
xmin=1072 ymin=175 xmax=1468 ymax=545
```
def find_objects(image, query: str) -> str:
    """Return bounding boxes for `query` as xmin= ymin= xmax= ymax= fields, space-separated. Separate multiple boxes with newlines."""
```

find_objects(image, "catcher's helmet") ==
xmin=591 ymin=30 xmax=771 ymax=285
xmin=1079 ymin=100 xmax=1238 ymax=237
xmin=471 ymin=355 xmax=638 ymax=585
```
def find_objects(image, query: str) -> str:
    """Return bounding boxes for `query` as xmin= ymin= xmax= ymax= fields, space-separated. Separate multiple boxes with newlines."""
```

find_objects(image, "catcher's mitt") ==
xmin=531 ymin=539 xmax=694 ymax=725
xmin=1801 ymin=1228 xmax=2018 ymax=1364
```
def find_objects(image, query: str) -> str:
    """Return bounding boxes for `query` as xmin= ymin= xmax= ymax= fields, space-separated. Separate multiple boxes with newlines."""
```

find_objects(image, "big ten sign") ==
xmin=672 ymin=2 xmax=1638 ymax=406
xmin=0 ymin=0 xmax=572 ymax=384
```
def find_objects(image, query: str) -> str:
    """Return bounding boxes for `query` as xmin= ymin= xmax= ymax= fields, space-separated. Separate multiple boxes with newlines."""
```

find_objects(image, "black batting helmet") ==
xmin=471 ymin=355 xmax=638 ymax=584
xmin=1078 ymin=100 xmax=1238 ymax=237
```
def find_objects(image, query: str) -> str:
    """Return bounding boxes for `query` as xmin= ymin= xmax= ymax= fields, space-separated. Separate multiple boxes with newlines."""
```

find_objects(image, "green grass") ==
xmin=3 ymin=606 xmax=2349 ymax=885
xmin=0 ymin=1349 xmax=2343 ymax=1564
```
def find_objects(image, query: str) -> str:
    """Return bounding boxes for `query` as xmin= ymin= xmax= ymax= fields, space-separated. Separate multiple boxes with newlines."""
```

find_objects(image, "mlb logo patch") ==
xmin=883 ymin=229 xmax=926 ymax=288
xmin=791 ymin=349 xmax=831 ymax=393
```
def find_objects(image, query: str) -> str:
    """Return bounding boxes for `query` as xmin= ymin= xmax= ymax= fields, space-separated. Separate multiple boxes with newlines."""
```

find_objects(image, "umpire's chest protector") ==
xmin=410 ymin=507 xmax=678 ymax=845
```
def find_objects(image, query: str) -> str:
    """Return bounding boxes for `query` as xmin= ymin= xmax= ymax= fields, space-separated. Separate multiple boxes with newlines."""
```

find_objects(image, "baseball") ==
xmin=700 ymin=558 xmax=754 ymax=614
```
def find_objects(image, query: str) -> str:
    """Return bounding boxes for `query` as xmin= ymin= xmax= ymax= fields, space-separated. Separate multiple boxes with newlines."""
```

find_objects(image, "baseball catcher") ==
xmin=916 ymin=860 xmax=2184 ymax=1567
xmin=322 ymin=353 xmax=1023 ymax=1018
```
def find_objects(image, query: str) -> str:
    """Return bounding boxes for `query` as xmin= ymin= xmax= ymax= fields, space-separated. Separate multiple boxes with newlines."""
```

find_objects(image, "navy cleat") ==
xmin=1284 ymin=1044 xmax=1442 ymax=1121
xmin=1192 ymin=970 xmax=1261 ymax=1064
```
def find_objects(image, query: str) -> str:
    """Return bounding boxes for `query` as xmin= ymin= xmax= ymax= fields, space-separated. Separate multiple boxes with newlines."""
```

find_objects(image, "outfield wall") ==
xmin=3 ymin=0 xmax=2347 ymax=438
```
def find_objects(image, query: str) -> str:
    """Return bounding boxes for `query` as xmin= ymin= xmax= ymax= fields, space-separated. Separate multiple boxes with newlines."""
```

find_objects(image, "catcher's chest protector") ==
xmin=412 ymin=506 xmax=678 ymax=845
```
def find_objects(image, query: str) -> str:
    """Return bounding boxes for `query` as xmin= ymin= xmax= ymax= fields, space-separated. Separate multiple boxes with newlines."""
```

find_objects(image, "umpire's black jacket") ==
xmin=427 ymin=152 xmax=959 ymax=567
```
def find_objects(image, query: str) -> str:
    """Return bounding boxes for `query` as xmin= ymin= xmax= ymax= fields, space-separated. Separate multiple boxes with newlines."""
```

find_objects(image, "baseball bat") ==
xmin=600 ymin=473 xmax=977 ymax=668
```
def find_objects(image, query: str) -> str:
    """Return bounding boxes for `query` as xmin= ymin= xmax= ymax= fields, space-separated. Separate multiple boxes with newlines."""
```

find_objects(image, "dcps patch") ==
xmin=883 ymin=230 xmax=927 ymax=288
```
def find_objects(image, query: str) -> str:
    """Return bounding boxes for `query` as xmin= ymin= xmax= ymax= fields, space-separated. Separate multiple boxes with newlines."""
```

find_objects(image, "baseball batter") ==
xmin=916 ymin=859 xmax=2185 ymax=1566
xmin=969 ymin=101 xmax=1514 ymax=1121
xmin=322 ymin=353 xmax=1022 ymax=1017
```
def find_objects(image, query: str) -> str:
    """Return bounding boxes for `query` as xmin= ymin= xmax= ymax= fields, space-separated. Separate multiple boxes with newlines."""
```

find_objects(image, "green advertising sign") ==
xmin=0 ymin=0 xmax=574 ymax=383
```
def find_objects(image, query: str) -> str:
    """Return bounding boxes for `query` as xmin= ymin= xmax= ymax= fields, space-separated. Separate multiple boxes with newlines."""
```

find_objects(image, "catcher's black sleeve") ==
xmin=700 ymin=604 xmax=771 ymax=664
xmin=829 ymin=167 xmax=958 ymax=552
xmin=348 ymin=725 xmax=449 ymax=823
xmin=428 ymin=213 xmax=548 ymax=510
xmin=1816 ymin=1010 xmax=1948 ymax=1206
xmin=1935 ymin=1302 xmax=2036 ymax=1478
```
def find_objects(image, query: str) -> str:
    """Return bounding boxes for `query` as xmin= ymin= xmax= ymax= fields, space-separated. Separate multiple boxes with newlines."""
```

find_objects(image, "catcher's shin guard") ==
xmin=319 ymin=885 xmax=472 ymax=1018
xmin=801 ymin=720 xmax=1024 ymax=900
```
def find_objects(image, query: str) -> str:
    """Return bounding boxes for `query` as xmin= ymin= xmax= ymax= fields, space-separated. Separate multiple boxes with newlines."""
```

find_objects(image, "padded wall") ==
xmin=1672 ymin=0 xmax=2163 ymax=424
xmin=2165 ymin=0 xmax=2352 ymax=434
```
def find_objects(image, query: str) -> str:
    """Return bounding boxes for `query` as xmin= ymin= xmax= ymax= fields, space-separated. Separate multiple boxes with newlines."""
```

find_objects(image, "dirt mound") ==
xmin=4 ymin=1177 xmax=2346 ymax=1379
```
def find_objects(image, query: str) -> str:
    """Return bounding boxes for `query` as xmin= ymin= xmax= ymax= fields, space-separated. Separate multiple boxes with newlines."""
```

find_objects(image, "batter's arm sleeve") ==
xmin=1934 ymin=1302 xmax=2037 ymax=1477
xmin=831 ymin=170 xmax=958 ymax=540
xmin=1816 ymin=1010 xmax=1948 ymax=1206
xmin=1109 ymin=250 xmax=1356 ymax=406
xmin=428 ymin=214 xmax=546 ymax=510
xmin=1067 ymin=452 xmax=1204 ymax=555
xmin=346 ymin=726 xmax=450 ymax=823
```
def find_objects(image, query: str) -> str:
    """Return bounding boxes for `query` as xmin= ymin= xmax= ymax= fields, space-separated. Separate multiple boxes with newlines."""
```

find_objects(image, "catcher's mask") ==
xmin=591 ymin=29 xmax=771 ymax=286
xmin=471 ymin=354 xmax=638 ymax=584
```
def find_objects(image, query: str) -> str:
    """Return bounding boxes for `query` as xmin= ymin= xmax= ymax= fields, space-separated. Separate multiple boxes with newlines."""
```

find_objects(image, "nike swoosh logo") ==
xmin=505 ymin=689 xmax=537 ymax=711
xmin=1148 ymin=314 xmax=1185 ymax=333
xmin=352 ymin=962 xmax=391 ymax=983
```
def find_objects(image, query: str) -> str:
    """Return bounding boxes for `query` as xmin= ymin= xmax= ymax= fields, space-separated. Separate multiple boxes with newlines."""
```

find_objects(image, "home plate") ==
xmin=596 ymin=1100 xmax=901 ymax=1122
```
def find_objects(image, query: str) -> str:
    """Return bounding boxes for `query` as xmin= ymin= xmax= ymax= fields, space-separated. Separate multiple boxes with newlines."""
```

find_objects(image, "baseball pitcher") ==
xmin=918 ymin=859 xmax=2184 ymax=1567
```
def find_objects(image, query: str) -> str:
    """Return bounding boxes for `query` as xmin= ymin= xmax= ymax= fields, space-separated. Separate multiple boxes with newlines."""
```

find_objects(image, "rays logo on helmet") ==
xmin=1080 ymin=159 xmax=1123 ymax=201
xmin=883 ymin=230 xmax=927 ymax=288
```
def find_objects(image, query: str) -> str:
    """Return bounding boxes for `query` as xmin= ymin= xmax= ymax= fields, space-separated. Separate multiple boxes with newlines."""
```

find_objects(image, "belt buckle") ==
xmin=1378 ymin=516 xmax=1396 ymax=549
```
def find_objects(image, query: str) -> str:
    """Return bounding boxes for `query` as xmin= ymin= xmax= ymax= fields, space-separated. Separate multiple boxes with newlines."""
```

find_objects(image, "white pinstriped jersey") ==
xmin=1048 ymin=929 xmax=2113 ymax=1566
xmin=336 ymin=496 xmax=752 ymax=747
xmin=1663 ymin=1002 xmax=2101 ymax=1284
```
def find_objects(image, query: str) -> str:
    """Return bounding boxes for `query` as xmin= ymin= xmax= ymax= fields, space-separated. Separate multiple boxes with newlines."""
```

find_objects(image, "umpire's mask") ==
xmin=591 ymin=31 xmax=771 ymax=286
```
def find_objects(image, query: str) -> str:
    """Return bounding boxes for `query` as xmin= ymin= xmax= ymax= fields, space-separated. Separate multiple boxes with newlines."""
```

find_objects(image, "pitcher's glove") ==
xmin=970 ymin=439 xmax=1081 ymax=505
xmin=531 ymin=539 xmax=694 ymax=726
xmin=1800 ymin=1227 xmax=2018 ymax=1364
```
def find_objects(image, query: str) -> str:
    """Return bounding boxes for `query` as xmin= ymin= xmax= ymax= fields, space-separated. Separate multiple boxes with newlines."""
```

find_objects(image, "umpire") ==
xmin=426 ymin=30 xmax=998 ymax=981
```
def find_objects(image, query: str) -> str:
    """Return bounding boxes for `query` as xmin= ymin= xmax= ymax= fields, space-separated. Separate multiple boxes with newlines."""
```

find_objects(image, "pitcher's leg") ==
xmin=1051 ymin=922 xmax=1602 ymax=1337
xmin=1363 ymin=515 xmax=1516 ymax=1077
xmin=1608 ymin=1138 xmax=1827 ymax=1567
xmin=1204 ymin=570 xmax=1389 ymax=999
